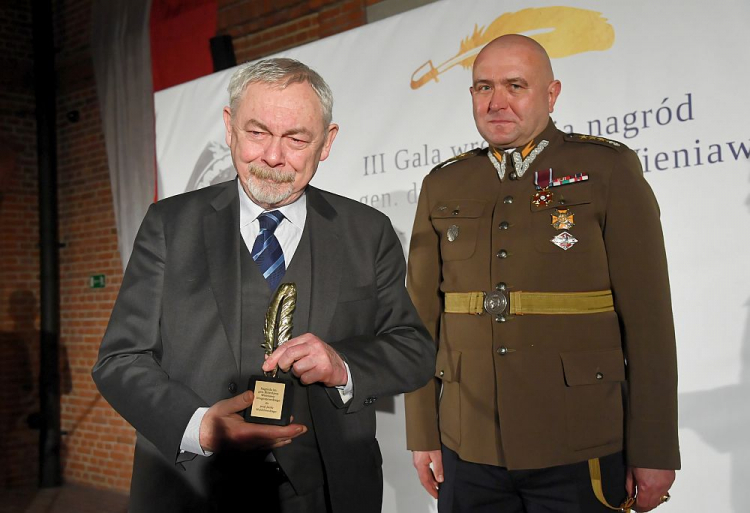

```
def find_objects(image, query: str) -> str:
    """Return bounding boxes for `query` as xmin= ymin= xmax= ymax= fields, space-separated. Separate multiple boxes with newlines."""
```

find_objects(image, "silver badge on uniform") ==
xmin=551 ymin=231 xmax=578 ymax=250
xmin=447 ymin=225 xmax=459 ymax=242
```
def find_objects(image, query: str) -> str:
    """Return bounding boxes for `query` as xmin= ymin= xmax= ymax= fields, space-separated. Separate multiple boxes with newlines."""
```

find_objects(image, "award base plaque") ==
xmin=244 ymin=375 xmax=294 ymax=426
xmin=244 ymin=282 xmax=297 ymax=427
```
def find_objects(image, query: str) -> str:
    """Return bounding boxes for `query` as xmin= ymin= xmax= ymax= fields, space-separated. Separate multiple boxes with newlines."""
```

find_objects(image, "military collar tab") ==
xmin=488 ymin=140 xmax=549 ymax=181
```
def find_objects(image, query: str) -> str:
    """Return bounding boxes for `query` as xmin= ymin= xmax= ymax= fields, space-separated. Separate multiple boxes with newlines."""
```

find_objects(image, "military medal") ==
xmin=550 ymin=173 xmax=588 ymax=186
xmin=551 ymin=231 xmax=578 ymax=250
xmin=551 ymin=208 xmax=575 ymax=230
xmin=532 ymin=190 xmax=553 ymax=207
xmin=532 ymin=168 xmax=554 ymax=206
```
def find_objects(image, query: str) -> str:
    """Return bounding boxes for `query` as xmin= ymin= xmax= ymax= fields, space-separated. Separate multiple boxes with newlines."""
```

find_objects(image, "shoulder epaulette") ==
xmin=429 ymin=147 xmax=485 ymax=173
xmin=564 ymin=133 xmax=627 ymax=151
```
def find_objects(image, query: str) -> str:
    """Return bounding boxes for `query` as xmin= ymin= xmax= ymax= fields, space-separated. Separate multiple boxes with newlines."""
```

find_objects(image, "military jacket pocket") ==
xmin=431 ymin=199 xmax=486 ymax=261
xmin=560 ymin=348 xmax=625 ymax=451
xmin=529 ymin=181 xmax=591 ymax=214
xmin=435 ymin=348 xmax=462 ymax=383
xmin=436 ymin=349 xmax=462 ymax=445
xmin=560 ymin=347 xmax=625 ymax=386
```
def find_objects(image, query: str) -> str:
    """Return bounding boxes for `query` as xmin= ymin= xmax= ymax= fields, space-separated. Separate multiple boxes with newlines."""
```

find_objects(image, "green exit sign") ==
xmin=89 ymin=274 xmax=106 ymax=288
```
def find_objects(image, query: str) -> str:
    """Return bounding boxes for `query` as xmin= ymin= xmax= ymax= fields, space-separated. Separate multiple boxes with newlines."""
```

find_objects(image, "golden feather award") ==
xmin=244 ymin=283 xmax=296 ymax=426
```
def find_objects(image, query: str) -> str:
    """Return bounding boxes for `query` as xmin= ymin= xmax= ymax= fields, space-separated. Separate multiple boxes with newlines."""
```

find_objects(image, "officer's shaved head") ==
xmin=475 ymin=34 xmax=555 ymax=83
xmin=470 ymin=34 xmax=561 ymax=148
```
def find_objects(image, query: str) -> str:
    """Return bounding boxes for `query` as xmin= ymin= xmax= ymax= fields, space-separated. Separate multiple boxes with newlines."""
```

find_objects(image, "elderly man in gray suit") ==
xmin=93 ymin=58 xmax=434 ymax=513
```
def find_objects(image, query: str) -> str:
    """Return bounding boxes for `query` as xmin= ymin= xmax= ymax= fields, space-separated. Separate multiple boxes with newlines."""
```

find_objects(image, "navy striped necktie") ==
xmin=251 ymin=210 xmax=285 ymax=290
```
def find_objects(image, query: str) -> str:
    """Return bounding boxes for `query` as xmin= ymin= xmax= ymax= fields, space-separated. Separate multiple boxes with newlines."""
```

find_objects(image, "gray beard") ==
xmin=242 ymin=164 xmax=295 ymax=205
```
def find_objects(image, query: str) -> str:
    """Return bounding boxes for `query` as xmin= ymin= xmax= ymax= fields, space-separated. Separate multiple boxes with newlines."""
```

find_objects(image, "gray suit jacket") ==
xmin=92 ymin=180 xmax=434 ymax=512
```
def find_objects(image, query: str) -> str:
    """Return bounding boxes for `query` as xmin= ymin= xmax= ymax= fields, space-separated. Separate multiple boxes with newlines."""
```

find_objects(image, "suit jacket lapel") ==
xmin=306 ymin=186 xmax=342 ymax=337
xmin=203 ymin=180 xmax=242 ymax=369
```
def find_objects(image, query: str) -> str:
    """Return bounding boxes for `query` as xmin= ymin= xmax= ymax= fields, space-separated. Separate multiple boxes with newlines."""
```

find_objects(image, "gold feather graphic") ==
xmin=411 ymin=7 xmax=615 ymax=89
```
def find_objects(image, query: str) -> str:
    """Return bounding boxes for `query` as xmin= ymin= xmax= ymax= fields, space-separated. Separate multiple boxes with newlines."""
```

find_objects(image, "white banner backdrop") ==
xmin=156 ymin=1 xmax=750 ymax=511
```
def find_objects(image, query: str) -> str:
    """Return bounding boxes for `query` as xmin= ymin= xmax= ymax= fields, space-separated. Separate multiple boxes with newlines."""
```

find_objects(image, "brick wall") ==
xmin=0 ymin=0 xmax=41 ymax=491
xmin=218 ymin=0 xmax=372 ymax=63
xmin=0 ymin=0 xmax=394 ymax=496
xmin=54 ymin=0 xmax=135 ymax=488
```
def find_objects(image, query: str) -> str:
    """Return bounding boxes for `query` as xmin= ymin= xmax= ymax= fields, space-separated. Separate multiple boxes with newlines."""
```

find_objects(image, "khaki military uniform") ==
xmin=404 ymin=119 xmax=680 ymax=471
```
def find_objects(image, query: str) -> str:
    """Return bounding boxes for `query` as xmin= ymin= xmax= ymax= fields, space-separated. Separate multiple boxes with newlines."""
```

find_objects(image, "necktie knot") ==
xmin=258 ymin=210 xmax=284 ymax=234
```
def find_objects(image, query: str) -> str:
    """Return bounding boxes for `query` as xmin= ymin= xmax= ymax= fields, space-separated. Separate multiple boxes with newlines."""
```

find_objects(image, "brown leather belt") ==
xmin=444 ymin=290 xmax=614 ymax=316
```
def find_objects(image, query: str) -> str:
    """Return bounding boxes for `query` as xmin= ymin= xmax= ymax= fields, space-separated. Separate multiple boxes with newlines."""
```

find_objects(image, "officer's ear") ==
xmin=547 ymin=80 xmax=562 ymax=113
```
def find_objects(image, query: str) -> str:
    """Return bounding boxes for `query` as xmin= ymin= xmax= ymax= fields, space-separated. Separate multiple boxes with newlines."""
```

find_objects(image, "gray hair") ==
xmin=227 ymin=57 xmax=334 ymax=126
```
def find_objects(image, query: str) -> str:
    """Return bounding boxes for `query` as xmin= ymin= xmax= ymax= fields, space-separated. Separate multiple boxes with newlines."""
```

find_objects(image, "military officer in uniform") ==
xmin=404 ymin=34 xmax=679 ymax=512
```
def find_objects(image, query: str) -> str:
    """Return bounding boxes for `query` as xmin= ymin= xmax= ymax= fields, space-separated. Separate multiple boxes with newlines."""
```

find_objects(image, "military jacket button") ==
xmin=503 ymin=196 xmax=514 ymax=204
xmin=439 ymin=370 xmax=445 ymax=377
xmin=228 ymin=382 xmax=237 ymax=394
xmin=498 ymin=221 xmax=509 ymax=230
xmin=497 ymin=346 xmax=508 ymax=355
xmin=496 ymin=250 xmax=508 ymax=259
xmin=495 ymin=282 xmax=507 ymax=291
xmin=596 ymin=372 xmax=604 ymax=380
xmin=495 ymin=315 xmax=506 ymax=323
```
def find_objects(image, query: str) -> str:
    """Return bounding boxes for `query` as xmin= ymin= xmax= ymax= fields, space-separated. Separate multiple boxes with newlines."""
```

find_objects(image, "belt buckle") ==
xmin=483 ymin=290 xmax=508 ymax=315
